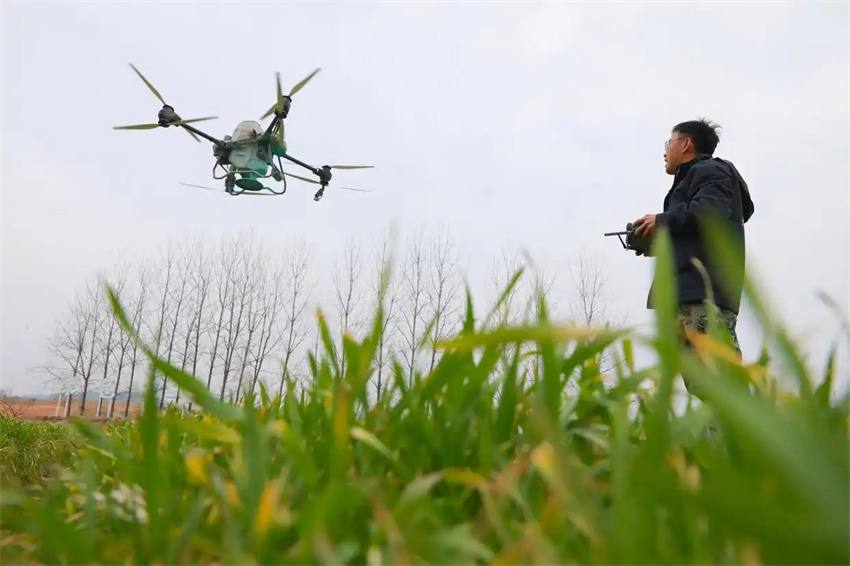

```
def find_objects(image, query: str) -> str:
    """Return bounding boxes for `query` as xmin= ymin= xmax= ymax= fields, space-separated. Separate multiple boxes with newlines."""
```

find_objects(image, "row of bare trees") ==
xmin=38 ymin=228 xmax=622 ymax=415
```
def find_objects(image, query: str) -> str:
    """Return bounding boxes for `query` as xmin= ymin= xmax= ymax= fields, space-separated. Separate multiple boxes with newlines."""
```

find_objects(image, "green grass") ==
xmin=0 ymin=226 xmax=847 ymax=565
xmin=0 ymin=417 xmax=79 ymax=486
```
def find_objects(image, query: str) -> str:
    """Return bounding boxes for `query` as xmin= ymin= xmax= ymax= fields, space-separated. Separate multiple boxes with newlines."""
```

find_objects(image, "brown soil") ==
xmin=0 ymin=398 xmax=142 ymax=422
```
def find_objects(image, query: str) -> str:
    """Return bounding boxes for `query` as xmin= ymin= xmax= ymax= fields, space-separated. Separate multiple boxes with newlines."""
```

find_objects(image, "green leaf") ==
xmin=171 ymin=413 xmax=241 ymax=444
xmin=681 ymin=351 xmax=849 ymax=539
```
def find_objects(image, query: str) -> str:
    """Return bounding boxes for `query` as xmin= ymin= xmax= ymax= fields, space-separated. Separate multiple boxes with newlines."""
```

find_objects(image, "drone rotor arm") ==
xmin=280 ymin=153 xmax=321 ymax=177
xmin=179 ymin=122 xmax=226 ymax=147
xmin=283 ymin=171 xmax=320 ymax=185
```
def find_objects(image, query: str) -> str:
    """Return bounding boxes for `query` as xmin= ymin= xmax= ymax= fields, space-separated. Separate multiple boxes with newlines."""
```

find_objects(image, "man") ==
xmin=632 ymin=118 xmax=755 ymax=396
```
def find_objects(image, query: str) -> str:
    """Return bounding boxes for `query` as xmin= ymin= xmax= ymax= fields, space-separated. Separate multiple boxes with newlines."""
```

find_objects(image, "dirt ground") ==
xmin=1 ymin=397 xmax=142 ymax=422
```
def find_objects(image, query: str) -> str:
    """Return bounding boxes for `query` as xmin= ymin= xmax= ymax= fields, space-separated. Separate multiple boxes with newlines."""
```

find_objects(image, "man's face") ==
xmin=663 ymin=131 xmax=692 ymax=175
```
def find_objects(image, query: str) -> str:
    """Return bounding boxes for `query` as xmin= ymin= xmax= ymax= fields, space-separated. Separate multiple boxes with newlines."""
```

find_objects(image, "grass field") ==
xmin=1 ymin=229 xmax=847 ymax=565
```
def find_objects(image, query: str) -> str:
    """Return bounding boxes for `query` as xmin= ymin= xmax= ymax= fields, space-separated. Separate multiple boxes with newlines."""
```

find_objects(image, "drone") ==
xmin=113 ymin=64 xmax=373 ymax=201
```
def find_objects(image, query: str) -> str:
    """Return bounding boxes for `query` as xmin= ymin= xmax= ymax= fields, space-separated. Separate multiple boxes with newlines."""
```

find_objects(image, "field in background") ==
xmin=0 ymin=397 xmax=142 ymax=421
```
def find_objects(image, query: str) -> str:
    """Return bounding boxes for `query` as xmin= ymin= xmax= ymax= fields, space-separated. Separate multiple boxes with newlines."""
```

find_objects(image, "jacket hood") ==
xmin=716 ymin=157 xmax=755 ymax=223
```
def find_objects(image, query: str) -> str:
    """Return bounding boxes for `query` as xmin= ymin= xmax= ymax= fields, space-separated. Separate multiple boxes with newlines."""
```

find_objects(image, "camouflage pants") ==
xmin=677 ymin=302 xmax=742 ymax=398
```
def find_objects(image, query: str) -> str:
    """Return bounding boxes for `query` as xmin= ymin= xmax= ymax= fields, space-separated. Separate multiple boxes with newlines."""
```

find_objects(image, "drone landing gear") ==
xmin=271 ymin=163 xmax=284 ymax=182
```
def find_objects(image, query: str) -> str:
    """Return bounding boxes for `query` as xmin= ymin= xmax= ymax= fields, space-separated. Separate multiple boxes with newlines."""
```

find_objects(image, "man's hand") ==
xmin=633 ymin=214 xmax=657 ymax=238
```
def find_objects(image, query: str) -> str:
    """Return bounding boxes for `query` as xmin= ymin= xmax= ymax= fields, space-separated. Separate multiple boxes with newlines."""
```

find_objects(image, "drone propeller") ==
xmin=273 ymin=72 xmax=286 ymax=149
xmin=179 ymin=182 xmax=219 ymax=192
xmin=121 ymin=63 xmax=215 ymax=143
xmin=129 ymin=64 xmax=167 ymax=106
xmin=324 ymin=165 xmax=374 ymax=170
xmin=114 ymin=116 xmax=218 ymax=130
xmin=261 ymin=67 xmax=322 ymax=120
xmin=283 ymin=172 xmax=372 ymax=193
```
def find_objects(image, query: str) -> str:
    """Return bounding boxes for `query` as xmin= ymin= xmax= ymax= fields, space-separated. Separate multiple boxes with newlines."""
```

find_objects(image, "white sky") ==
xmin=2 ymin=1 xmax=848 ymax=396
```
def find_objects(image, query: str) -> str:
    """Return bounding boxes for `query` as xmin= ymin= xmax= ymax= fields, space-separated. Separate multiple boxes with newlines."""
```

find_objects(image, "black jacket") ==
xmin=647 ymin=154 xmax=755 ymax=314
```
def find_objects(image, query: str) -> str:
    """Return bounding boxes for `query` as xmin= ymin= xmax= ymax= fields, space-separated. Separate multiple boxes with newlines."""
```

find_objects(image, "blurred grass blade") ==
xmin=172 ymin=413 xmax=241 ymax=444
xmin=3 ymin=242 xmax=848 ymax=566
xmin=681 ymin=351 xmax=848 ymax=533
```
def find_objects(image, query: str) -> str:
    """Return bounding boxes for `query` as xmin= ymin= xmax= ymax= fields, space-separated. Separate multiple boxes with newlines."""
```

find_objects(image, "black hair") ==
xmin=672 ymin=117 xmax=721 ymax=155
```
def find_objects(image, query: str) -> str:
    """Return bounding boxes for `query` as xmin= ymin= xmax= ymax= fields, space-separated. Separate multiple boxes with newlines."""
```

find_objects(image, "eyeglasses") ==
xmin=664 ymin=136 xmax=688 ymax=150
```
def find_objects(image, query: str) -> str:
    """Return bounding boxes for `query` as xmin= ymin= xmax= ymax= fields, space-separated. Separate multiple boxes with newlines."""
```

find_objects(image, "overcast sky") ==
xmin=2 ymin=1 xmax=848 ymax=396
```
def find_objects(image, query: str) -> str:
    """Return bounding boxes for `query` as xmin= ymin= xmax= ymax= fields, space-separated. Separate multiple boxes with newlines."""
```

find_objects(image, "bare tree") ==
xmin=569 ymin=249 xmax=609 ymax=327
xmin=235 ymin=249 xmax=266 ymax=404
xmin=368 ymin=231 xmax=401 ymax=401
xmin=398 ymin=229 xmax=430 ymax=383
xmin=566 ymin=248 xmax=626 ymax=376
xmin=77 ymin=282 xmax=104 ymax=415
xmin=524 ymin=262 xmax=558 ymax=381
xmin=332 ymin=238 xmax=366 ymax=376
xmin=159 ymin=243 xmax=193 ymax=409
xmin=97 ymin=260 xmax=131 ymax=416
xmin=248 ymin=261 xmax=286 ymax=397
xmin=123 ymin=262 xmax=151 ymax=418
xmin=218 ymin=232 xmax=258 ymax=401
xmin=143 ymin=240 xmax=179 ymax=406
xmin=276 ymin=240 xmax=312 ymax=396
xmin=530 ymin=263 xmax=558 ymax=322
xmin=486 ymin=243 xmax=528 ymax=329
xmin=425 ymin=226 xmax=464 ymax=374
xmin=205 ymin=236 xmax=239 ymax=396
xmin=183 ymin=243 xmax=212 ymax=411
xmin=39 ymin=287 xmax=93 ymax=407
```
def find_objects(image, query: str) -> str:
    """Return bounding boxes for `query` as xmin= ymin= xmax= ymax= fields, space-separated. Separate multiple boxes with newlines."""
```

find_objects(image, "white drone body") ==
xmin=223 ymin=120 xmax=270 ymax=170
